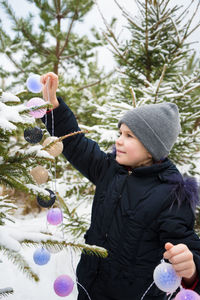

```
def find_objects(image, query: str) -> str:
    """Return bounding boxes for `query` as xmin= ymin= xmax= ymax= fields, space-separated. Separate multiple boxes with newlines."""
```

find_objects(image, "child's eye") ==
xmin=127 ymin=134 xmax=133 ymax=138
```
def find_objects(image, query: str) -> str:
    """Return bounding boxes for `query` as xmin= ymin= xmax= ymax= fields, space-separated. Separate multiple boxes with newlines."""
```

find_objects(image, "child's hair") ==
xmin=118 ymin=102 xmax=181 ymax=161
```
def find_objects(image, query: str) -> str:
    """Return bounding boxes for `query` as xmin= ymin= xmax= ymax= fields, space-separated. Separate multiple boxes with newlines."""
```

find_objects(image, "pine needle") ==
xmin=0 ymin=287 xmax=14 ymax=297
xmin=21 ymin=239 xmax=108 ymax=258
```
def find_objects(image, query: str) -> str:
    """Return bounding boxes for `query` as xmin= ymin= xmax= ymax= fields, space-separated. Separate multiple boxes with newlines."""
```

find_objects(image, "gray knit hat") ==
xmin=118 ymin=102 xmax=181 ymax=161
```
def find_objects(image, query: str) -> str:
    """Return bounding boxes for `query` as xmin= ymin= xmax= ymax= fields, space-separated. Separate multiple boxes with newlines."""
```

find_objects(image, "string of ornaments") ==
xmin=24 ymin=74 xmax=200 ymax=299
xmin=24 ymin=74 xmax=79 ymax=298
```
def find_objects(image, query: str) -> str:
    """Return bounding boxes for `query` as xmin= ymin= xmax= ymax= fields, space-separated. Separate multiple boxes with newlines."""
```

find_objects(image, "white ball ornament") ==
xmin=42 ymin=136 xmax=63 ymax=157
xmin=26 ymin=74 xmax=42 ymax=93
xmin=26 ymin=97 xmax=47 ymax=118
xmin=30 ymin=166 xmax=49 ymax=185
xmin=153 ymin=262 xmax=181 ymax=293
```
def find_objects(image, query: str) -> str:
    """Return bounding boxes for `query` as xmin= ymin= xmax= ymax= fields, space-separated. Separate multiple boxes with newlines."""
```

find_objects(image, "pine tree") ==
xmin=93 ymin=0 xmax=200 ymax=175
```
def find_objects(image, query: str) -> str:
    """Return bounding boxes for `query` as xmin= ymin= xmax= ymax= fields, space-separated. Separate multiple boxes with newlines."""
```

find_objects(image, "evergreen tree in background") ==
xmin=93 ymin=0 xmax=200 ymax=174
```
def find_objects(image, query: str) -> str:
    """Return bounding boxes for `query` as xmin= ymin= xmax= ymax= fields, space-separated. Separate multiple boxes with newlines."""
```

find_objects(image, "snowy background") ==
xmin=0 ymin=0 xmax=200 ymax=299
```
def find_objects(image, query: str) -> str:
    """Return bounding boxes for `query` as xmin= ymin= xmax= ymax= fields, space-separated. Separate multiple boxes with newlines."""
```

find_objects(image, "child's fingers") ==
xmin=165 ymin=242 xmax=174 ymax=251
xmin=164 ymin=243 xmax=188 ymax=260
xmin=163 ymin=242 xmax=174 ymax=260
xmin=40 ymin=72 xmax=58 ymax=86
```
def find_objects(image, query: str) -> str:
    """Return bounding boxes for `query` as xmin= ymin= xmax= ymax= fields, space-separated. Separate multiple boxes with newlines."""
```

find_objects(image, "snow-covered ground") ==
xmin=0 ymin=213 xmax=81 ymax=300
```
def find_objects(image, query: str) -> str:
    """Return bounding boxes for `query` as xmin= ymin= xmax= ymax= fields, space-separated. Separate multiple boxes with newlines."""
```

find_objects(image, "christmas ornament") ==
xmin=33 ymin=247 xmax=50 ymax=265
xmin=53 ymin=275 xmax=74 ymax=297
xmin=26 ymin=97 xmax=47 ymax=118
xmin=30 ymin=166 xmax=49 ymax=185
xmin=153 ymin=262 xmax=181 ymax=293
xmin=37 ymin=189 xmax=56 ymax=208
xmin=47 ymin=208 xmax=63 ymax=225
xmin=43 ymin=136 xmax=63 ymax=157
xmin=175 ymin=289 xmax=200 ymax=300
xmin=26 ymin=74 xmax=42 ymax=93
xmin=24 ymin=126 xmax=43 ymax=144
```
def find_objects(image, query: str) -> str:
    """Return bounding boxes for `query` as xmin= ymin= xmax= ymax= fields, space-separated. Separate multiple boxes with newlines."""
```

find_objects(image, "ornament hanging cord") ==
xmin=45 ymin=77 xmax=92 ymax=299
xmin=46 ymin=76 xmax=57 ymax=195
xmin=45 ymin=76 xmax=64 ymax=240
xmin=68 ymin=246 xmax=92 ymax=300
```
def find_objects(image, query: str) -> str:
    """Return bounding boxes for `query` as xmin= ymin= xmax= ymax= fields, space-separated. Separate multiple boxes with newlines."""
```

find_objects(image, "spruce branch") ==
xmin=113 ymin=0 xmax=143 ymax=32
xmin=145 ymin=0 xmax=151 ymax=82
xmin=77 ymin=70 xmax=115 ymax=91
xmin=129 ymin=87 xmax=137 ymax=108
xmin=21 ymin=239 xmax=108 ymax=258
xmin=22 ymin=103 xmax=51 ymax=115
xmin=183 ymin=83 xmax=200 ymax=95
xmin=181 ymin=75 xmax=200 ymax=91
xmin=169 ymin=17 xmax=180 ymax=44
xmin=0 ymin=246 xmax=39 ymax=282
xmin=95 ymin=0 xmax=119 ymax=45
xmin=182 ymin=0 xmax=200 ymax=40
xmin=1 ymin=0 xmax=51 ymax=56
xmin=0 ymin=287 xmax=14 ymax=298
xmin=154 ymin=64 xmax=167 ymax=103
xmin=59 ymin=12 xmax=77 ymax=57
xmin=41 ymin=130 xmax=87 ymax=152
xmin=102 ymin=32 xmax=126 ymax=62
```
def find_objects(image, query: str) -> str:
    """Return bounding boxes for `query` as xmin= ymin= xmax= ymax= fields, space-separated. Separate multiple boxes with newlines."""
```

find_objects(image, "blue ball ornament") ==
xmin=33 ymin=247 xmax=50 ymax=265
xmin=24 ymin=126 xmax=43 ymax=144
xmin=26 ymin=74 xmax=42 ymax=93
xmin=153 ymin=262 xmax=181 ymax=293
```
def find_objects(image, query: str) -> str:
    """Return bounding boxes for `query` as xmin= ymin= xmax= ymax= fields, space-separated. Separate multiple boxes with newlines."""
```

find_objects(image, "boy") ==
xmin=41 ymin=72 xmax=200 ymax=299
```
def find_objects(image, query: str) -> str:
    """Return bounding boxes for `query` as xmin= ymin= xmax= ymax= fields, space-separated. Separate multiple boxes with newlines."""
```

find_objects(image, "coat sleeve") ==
xmin=157 ymin=197 xmax=200 ymax=294
xmin=41 ymin=97 xmax=109 ymax=185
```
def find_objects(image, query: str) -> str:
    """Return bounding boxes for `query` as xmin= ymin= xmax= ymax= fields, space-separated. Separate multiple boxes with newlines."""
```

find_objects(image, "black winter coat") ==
xmin=43 ymin=98 xmax=200 ymax=300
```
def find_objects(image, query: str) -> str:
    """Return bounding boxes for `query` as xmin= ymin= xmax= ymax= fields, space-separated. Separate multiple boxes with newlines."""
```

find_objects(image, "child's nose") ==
xmin=116 ymin=135 xmax=123 ymax=145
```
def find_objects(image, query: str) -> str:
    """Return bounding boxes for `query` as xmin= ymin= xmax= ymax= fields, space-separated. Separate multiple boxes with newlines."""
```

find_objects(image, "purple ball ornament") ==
xmin=24 ymin=126 xmax=43 ymax=144
xmin=26 ymin=97 xmax=47 ymax=118
xmin=26 ymin=74 xmax=43 ymax=93
xmin=33 ymin=247 xmax=50 ymax=265
xmin=47 ymin=208 xmax=63 ymax=225
xmin=153 ymin=261 xmax=181 ymax=293
xmin=175 ymin=289 xmax=200 ymax=300
xmin=37 ymin=189 xmax=56 ymax=208
xmin=54 ymin=275 xmax=74 ymax=297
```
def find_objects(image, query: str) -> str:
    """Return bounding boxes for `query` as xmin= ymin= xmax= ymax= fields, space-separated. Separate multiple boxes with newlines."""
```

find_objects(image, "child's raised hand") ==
xmin=164 ymin=242 xmax=197 ymax=285
xmin=40 ymin=72 xmax=59 ymax=109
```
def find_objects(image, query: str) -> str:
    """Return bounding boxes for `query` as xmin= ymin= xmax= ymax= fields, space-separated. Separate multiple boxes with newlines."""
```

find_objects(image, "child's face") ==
xmin=115 ymin=123 xmax=153 ymax=168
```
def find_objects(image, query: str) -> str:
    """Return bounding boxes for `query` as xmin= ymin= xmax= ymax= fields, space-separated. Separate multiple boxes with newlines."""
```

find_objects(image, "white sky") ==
xmin=0 ymin=0 xmax=199 ymax=73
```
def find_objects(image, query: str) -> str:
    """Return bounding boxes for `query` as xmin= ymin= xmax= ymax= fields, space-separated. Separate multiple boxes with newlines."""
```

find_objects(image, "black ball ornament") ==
xmin=24 ymin=126 xmax=43 ymax=144
xmin=37 ymin=189 xmax=56 ymax=208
